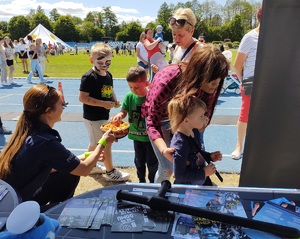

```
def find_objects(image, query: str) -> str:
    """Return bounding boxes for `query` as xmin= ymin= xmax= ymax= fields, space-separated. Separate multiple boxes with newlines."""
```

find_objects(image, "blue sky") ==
xmin=0 ymin=0 xmax=226 ymax=26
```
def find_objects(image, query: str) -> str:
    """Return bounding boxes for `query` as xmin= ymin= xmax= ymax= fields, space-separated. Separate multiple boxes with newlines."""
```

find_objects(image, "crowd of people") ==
xmin=0 ymin=6 xmax=262 ymax=211
xmin=0 ymin=34 xmax=68 ymax=86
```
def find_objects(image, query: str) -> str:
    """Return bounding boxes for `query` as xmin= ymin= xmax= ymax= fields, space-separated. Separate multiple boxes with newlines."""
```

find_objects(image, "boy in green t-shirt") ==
xmin=112 ymin=66 xmax=158 ymax=183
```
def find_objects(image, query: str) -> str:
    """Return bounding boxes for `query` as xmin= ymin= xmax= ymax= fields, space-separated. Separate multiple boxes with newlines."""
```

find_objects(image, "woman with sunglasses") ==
xmin=142 ymin=44 xmax=229 ymax=183
xmin=0 ymin=84 xmax=116 ymax=211
xmin=169 ymin=8 xmax=200 ymax=64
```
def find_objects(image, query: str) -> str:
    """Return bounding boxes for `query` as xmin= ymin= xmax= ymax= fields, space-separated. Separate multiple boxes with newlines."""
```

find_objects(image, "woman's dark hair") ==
xmin=257 ymin=6 xmax=262 ymax=22
xmin=27 ymin=35 xmax=33 ymax=41
xmin=175 ymin=44 xmax=229 ymax=119
xmin=144 ymin=28 xmax=152 ymax=34
xmin=176 ymin=44 xmax=228 ymax=93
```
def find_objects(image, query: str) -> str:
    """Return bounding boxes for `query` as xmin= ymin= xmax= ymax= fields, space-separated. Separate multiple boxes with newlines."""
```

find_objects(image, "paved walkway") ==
xmin=0 ymin=78 xmax=243 ymax=173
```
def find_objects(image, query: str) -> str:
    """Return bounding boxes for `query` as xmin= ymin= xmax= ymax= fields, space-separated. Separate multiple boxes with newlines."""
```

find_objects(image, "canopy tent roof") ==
xmin=25 ymin=24 xmax=72 ymax=49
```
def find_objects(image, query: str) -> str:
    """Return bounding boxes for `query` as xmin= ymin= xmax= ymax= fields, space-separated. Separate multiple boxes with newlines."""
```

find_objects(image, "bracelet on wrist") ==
xmin=161 ymin=148 xmax=167 ymax=155
xmin=98 ymin=139 xmax=107 ymax=148
xmin=84 ymin=152 xmax=91 ymax=159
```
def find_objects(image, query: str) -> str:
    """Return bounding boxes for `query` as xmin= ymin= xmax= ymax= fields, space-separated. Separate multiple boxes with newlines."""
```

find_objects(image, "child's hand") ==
xmin=101 ymin=129 xmax=117 ymax=144
xmin=151 ymin=64 xmax=159 ymax=73
xmin=204 ymin=163 xmax=216 ymax=177
xmin=102 ymin=101 xmax=116 ymax=110
xmin=111 ymin=113 xmax=122 ymax=123
xmin=162 ymin=147 xmax=175 ymax=162
xmin=156 ymin=37 xmax=163 ymax=42
xmin=114 ymin=101 xmax=121 ymax=108
xmin=211 ymin=151 xmax=222 ymax=162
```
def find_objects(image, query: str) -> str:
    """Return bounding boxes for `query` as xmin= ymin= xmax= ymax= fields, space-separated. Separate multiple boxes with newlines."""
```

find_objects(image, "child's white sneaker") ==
xmin=105 ymin=169 xmax=130 ymax=182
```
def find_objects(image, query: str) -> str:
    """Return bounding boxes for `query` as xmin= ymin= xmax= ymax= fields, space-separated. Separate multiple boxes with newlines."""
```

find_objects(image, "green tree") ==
xmin=0 ymin=21 xmax=8 ymax=35
xmin=156 ymin=2 xmax=173 ymax=42
xmin=54 ymin=15 xmax=79 ymax=42
xmin=8 ymin=16 xmax=31 ymax=40
xmin=115 ymin=21 xmax=143 ymax=41
xmin=84 ymin=11 xmax=103 ymax=28
xmin=79 ymin=21 xmax=105 ymax=42
xmin=102 ymin=7 xmax=118 ymax=38
xmin=70 ymin=16 xmax=83 ymax=25
xmin=126 ymin=22 xmax=143 ymax=41
xmin=27 ymin=9 xmax=35 ymax=20
xmin=145 ymin=22 xmax=156 ymax=31
xmin=228 ymin=14 xmax=244 ymax=41
xmin=31 ymin=12 xmax=52 ymax=31
xmin=49 ymin=8 xmax=61 ymax=22
xmin=239 ymin=1 xmax=253 ymax=31
xmin=36 ymin=5 xmax=45 ymax=14
xmin=207 ymin=25 xmax=223 ymax=41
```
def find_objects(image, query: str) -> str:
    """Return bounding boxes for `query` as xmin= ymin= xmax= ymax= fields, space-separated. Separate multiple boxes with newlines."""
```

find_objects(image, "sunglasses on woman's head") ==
xmin=39 ymin=85 xmax=55 ymax=109
xmin=169 ymin=17 xmax=193 ymax=27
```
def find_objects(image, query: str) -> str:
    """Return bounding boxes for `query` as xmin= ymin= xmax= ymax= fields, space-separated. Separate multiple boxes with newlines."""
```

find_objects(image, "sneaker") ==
xmin=27 ymin=80 xmax=32 ymax=84
xmin=89 ymin=163 xmax=106 ymax=175
xmin=105 ymin=169 xmax=130 ymax=182
xmin=10 ymin=80 xmax=17 ymax=85
xmin=0 ymin=127 xmax=12 ymax=135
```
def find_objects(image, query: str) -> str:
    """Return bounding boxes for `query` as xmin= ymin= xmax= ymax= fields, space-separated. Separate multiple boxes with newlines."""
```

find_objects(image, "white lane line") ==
xmin=68 ymin=148 xmax=135 ymax=153
xmin=0 ymin=94 xmax=16 ymax=99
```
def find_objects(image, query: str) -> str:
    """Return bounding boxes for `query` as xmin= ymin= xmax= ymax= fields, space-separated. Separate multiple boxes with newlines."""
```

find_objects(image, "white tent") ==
xmin=25 ymin=24 xmax=72 ymax=49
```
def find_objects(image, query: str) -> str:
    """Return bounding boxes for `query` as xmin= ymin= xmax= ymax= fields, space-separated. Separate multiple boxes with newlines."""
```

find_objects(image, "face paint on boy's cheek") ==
xmin=94 ymin=62 xmax=110 ymax=73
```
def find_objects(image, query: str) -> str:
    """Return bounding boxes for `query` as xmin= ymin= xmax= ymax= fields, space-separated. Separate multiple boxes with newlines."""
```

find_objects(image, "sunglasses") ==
xmin=169 ymin=17 xmax=193 ymax=27
xmin=39 ymin=85 xmax=55 ymax=110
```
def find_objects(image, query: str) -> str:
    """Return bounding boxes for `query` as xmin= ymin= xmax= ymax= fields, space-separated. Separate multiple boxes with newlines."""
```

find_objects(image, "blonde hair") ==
xmin=0 ymin=85 xmax=60 ymax=178
xmin=139 ymin=32 xmax=146 ymax=42
xmin=168 ymin=94 xmax=207 ymax=133
xmin=36 ymin=38 xmax=42 ymax=45
xmin=3 ymin=36 xmax=14 ymax=48
xmin=91 ymin=43 xmax=112 ymax=58
xmin=169 ymin=8 xmax=196 ymax=31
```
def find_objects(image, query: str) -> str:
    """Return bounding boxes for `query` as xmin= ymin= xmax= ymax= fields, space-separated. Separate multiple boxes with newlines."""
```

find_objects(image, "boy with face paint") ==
xmin=79 ymin=43 xmax=130 ymax=181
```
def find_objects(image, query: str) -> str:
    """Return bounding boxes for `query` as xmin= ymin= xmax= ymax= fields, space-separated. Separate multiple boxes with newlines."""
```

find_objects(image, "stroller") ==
xmin=221 ymin=50 xmax=241 ymax=94
xmin=221 ymin=71 xmax=241 ymax=94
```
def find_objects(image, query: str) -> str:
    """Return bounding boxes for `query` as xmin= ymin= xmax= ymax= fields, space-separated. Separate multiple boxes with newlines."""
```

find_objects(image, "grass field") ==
xmin=13 ymin=48 xmax=237 ymax=79
xmin=14 ymin=51 xmax=138 ymax=79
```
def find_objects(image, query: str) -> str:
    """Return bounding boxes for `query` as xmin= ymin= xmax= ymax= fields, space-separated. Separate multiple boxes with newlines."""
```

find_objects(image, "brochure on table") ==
xmin=56 ymin=187 xmax=300 ymax=239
